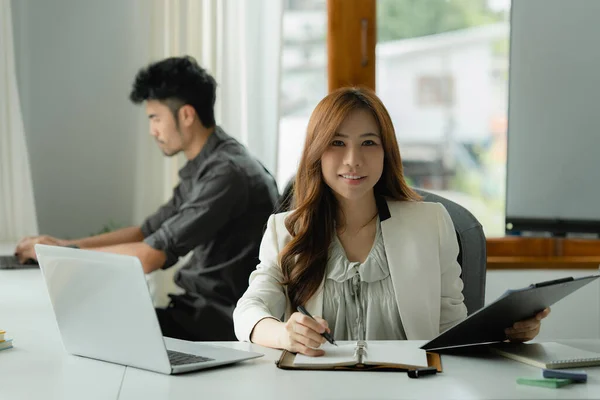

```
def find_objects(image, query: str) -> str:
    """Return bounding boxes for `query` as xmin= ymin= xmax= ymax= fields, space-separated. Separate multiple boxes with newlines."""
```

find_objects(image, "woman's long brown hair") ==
xmin=280 ymin=87 xmax=420 ymax=311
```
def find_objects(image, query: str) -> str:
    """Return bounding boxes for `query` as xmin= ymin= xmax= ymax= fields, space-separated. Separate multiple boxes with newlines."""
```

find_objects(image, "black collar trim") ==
xmin=375 ymin=194 xmax=391 ymax=222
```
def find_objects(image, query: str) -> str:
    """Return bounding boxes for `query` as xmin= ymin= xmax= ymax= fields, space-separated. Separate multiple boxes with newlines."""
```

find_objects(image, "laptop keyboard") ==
xmin=0 ymin=255 xmax=39 ymax=270
xmin=167 ymin=350 xmax=214 ymax=366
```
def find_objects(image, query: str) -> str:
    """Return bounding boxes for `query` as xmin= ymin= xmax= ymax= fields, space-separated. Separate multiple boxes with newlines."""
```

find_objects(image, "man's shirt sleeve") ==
xmin=140 ymin=186 xmax=183 ymax=238
xmin=143 ymin=163 xmax=249 ymax=269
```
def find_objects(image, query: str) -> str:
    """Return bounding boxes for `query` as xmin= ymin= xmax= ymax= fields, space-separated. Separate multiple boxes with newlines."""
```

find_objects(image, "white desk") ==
xmin=0 ymin=269 xmax=126 ymax=400
xmin=118 ymin=338 xmax=600 ymax=400
xmin=1 ymin=267 xmax=600 ymax=400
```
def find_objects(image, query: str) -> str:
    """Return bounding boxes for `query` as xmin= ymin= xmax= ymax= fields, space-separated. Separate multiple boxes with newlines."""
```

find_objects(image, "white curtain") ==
xmin=135 ymin=0 xmax=283 ymax=306
xmin=0 ymin=0 xmax=39 ymax=243
xmin=218 ymin=0 xmax=283 ymax=175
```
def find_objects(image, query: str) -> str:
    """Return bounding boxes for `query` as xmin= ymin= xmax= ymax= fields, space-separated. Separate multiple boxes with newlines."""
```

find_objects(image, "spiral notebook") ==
xmin=490 ymin=342 xmax=600 ymax=369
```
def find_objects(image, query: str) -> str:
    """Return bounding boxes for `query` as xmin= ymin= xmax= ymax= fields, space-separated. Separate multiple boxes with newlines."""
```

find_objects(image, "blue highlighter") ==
xmin=543 ymin=369 xmax=587 ymax=383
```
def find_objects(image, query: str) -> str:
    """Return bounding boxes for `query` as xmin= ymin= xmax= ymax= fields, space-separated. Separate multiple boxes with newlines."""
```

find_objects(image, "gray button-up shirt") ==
xmin=141 ymin=126 xmax=278 ymax=313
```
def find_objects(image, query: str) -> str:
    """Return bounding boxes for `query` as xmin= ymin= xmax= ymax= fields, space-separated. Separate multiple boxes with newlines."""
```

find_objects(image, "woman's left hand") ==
xmin=505 ymin=307 xmax=551 ymax=342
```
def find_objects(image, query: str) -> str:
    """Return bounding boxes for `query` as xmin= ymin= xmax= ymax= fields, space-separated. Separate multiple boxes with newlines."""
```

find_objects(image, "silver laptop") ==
xmin=34 ymin=244 xmax=263 ymax=374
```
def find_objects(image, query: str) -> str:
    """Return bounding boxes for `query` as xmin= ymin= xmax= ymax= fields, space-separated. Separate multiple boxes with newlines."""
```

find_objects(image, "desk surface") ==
xmin=2 ymin=255 xmax=600 ymax=399
xmin=0 ymin=269 xmax=126 ymax=400
xmin=119 ymin=338 xmax=600 ymax=400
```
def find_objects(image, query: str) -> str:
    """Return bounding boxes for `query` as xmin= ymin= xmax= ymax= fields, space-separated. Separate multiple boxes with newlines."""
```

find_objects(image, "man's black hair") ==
xmin=129 ymin=56 xmax=217 ymax=128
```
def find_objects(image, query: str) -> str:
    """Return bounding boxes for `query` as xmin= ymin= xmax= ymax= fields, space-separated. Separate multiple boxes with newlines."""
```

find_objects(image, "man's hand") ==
xmin=505 ymin=307 xmax=551 ymax=342
xmin=14 ymin=235 xmax=66 ymax=263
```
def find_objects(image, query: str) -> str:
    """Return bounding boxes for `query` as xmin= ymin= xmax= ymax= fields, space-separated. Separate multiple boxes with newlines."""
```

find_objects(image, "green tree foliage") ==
xmin=377 ymin=0 xmax=506 ymax=42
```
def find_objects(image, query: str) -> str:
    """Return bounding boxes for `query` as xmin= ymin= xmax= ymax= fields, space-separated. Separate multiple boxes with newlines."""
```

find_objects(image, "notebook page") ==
xmin=293 ymin=343 xmax=357 ymax=367
xmin=365 ymin=342 xmax=429 ymax=367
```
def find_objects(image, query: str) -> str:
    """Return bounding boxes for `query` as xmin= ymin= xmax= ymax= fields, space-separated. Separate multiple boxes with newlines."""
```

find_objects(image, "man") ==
xmin=15 ymin=56 xmax=279 ymax=341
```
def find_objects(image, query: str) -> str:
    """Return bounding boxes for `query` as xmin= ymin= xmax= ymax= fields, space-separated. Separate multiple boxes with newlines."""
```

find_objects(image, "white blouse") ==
xmin=322 ymin=218 xmax=407 ymax=341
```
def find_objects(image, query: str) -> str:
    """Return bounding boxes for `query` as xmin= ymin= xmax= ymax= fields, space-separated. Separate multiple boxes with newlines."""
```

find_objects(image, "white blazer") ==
xmin=233 ymin=199 xmax=468 ymax=342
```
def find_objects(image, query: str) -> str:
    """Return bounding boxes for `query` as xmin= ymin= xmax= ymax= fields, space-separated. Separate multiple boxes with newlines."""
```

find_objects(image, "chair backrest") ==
xmin=275 ymin=178 xmax=295 ymax=214
xmin=276 ymin=181 xmax=486 ymax=315
xmin=413 ymin=189 xmax=487 ymax=315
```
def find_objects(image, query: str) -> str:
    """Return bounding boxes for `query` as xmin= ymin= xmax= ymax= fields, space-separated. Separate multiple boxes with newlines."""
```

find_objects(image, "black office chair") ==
xmin=275 ymin=178 xmax=295 ymax=214
xmin=276 ymin=180 xmax=487 ymax=315
xmin=413 ymin=189 xmax=487 ymax=315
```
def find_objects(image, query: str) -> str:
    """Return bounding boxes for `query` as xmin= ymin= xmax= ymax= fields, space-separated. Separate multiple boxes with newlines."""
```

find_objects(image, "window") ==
xmin=417 ymin=76 xmax=455 ymax=107
xmin=276 ymin=0 xmax=510 ymax=237
xmin=277 ymin=0 xmax=327 ymax=189
xmin=376 ymin=0 xmax=511 ymax=236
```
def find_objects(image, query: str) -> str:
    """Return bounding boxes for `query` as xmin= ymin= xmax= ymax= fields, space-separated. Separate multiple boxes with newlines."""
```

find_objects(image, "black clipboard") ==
xmin=421 ymin=274 xmax=600 ymax=351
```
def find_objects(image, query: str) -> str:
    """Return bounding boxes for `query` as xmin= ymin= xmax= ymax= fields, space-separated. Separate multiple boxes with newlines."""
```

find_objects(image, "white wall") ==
xmin=486 ymin=270 xmax=600 ymax=340
xmin=10 ymin=0 xmax=155 ymax=238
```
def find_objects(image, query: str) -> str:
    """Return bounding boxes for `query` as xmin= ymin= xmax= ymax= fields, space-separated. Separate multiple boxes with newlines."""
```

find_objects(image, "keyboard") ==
xmin=167 ymin=350 xmax=214 ymax=366
xmin=0 ymin=255 xmax=39 ymax=270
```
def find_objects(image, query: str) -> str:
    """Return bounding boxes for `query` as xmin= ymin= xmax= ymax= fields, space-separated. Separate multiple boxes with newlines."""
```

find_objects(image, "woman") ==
xmin=233 ymin=87 xmax=549 ymax=356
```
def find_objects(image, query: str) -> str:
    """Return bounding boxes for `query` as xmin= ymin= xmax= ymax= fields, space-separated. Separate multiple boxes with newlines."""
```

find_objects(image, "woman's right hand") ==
xmin=278 ymin=312 xmax=330 ymax=357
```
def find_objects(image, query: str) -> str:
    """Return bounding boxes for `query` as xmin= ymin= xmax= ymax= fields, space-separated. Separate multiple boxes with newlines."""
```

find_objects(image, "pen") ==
xmin=296 ymin=305 xmax=337 ymax=346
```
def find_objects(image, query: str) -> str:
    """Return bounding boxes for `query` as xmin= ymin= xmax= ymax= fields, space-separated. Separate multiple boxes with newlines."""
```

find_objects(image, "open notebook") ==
xmin=276 ymin=340 xmax=439 ymax=371
xmin=491 ymin=342 xmax=600 ymax=369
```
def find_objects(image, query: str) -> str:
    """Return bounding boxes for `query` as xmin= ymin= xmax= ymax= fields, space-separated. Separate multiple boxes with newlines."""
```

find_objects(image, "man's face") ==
xmin=146 ymin=100 xmax=184 ymax=156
